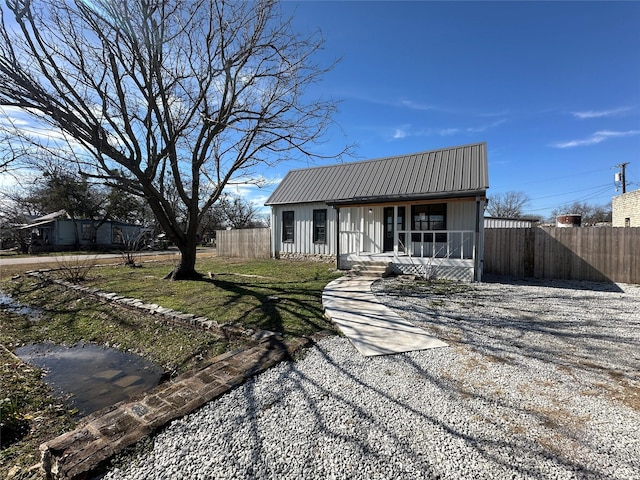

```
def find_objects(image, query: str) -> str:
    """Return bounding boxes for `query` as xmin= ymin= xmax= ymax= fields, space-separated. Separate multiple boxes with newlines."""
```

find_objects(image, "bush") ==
xmin=53 ymin=255 xmax=97 ymax=282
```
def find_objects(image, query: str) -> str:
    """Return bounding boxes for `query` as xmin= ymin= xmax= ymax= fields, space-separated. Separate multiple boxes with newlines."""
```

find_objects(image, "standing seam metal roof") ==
xmin=265 ymin=142 xmax=489 ymax=206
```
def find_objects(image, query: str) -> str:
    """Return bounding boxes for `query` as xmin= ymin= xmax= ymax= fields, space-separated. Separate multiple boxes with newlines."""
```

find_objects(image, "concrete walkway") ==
xmin=322 ymin=277 xmax=447 ymax=356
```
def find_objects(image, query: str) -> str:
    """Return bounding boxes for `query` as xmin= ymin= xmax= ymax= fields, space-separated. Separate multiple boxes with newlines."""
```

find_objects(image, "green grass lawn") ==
xmin=81 ymin=257 xmax=342 ymax=338
xmin=0 ymin=256 xmax=341 ymax=477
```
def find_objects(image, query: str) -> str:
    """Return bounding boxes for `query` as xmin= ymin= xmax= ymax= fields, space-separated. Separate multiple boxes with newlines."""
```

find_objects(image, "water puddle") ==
xmin=0 ymin=291 xmax=43 ymax=318
xmin=15 ymin=342 xmax=164 ymax=417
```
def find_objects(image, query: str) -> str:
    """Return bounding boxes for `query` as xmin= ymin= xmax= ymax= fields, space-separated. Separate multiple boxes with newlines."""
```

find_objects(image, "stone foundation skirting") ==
xmin=277 ymin=252 xmax=336 ymax=263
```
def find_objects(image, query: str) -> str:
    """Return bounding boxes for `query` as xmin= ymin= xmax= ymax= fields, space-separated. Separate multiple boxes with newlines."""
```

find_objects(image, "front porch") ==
xmin=339 ymin=230 xmax=476 ymax=282
xmin=335 ymin=202 xmax=483 ymax=282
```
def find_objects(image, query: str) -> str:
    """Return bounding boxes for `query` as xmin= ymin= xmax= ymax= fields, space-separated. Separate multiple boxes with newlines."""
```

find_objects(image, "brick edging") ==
xmin=39 ymin=334 xmax=316 ymax=480
xmin=24 ymin=269 xmax=331 ymax=479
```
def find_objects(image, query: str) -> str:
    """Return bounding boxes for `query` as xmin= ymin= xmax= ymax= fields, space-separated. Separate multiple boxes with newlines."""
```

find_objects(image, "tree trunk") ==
xmin=164 ymin=231 xmax=202 ymax=281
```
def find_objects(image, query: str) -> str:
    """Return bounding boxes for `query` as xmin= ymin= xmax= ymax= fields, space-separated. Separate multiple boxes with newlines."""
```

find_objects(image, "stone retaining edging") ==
xmin=26 ymin=271 xmax=252 ymax=339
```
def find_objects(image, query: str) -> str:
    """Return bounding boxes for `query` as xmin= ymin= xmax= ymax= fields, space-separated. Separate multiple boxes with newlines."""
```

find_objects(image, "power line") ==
xmin=527 ymin=183 xmax=613 ymax=202
xmin=527 ymin=185 xmax=614 ymax=213
xmin=515 ymin=167 xmax=610 ymax=187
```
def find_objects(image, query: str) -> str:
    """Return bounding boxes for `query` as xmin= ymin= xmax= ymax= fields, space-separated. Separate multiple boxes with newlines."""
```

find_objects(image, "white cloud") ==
xmin=467 ymin=119 xmax=506 ymax=133
xmin=437 ymin=128 xmax=460 ymax=136
xmin=571 ymin=106 xmax=633 ymax=119
xmin=552 ymin=130 xmax=640 ymax=148
xmin=398 ymin=99 xmax=433 ymax=111
xmin=389 ymin=118 xmax=504 ymax=140
xmin=392 ymin=128 xmax=408 ymax=139
xmin=221 ymin=175 xmax=282 ymax=211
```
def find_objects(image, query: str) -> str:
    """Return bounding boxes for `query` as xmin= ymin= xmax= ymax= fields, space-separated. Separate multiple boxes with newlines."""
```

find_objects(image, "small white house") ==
xmin=266 ymin=143 xmax=489 ymax=281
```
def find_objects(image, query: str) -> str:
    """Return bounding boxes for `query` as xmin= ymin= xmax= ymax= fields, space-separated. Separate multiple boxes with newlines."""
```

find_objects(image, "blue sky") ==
xmin=246 ymin=0 xmax=640 ymax=218
xmin=1 ymin=1 xmax=638 ymax=221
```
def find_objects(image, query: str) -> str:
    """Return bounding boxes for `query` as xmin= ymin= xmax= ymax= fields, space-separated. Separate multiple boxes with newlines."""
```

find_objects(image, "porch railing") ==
xmin=339 ymin=229 xmax=474 ymax=260
xmin=397 ymin=230 xmax=474 ymax=260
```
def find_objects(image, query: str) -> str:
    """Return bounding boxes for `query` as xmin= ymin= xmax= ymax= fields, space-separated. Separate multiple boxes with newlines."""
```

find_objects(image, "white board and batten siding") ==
xmin=447 ymin=201 xmax=477 ymax=230
xmin=337 ymin=206 xmax=383 ymax=255
xmin=271 ymin=199 xmax=480 ymax=257
xmin=270 ymin=202 xmax=337 ymax=256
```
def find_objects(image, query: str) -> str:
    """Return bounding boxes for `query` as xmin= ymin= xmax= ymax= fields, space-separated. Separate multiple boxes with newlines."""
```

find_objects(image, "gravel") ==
xmin=100 ymin=276 xmax=640 ymax=480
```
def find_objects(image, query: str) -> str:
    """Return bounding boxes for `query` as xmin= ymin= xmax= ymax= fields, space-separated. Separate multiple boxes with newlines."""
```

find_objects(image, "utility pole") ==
xmin=615 ymin=162 xmax=629 ymax=193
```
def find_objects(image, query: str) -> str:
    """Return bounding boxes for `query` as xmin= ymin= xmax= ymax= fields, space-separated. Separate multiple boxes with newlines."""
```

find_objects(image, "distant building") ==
xmin=612 ymin=190 xmax=640 ymax=227
xmin=19 ymin=210 xmax=152 ymax=252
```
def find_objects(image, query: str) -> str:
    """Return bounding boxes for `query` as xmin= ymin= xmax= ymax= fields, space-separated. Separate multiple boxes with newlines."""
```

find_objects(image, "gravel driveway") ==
xmin=100 ymin=276 xmax=640 ymax=480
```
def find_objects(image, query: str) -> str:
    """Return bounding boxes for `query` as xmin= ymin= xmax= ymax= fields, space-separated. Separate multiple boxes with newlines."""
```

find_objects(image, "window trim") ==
xmin=81 ymin=223 xmax=92 ymax=241
xmin=313 ymin=209 xmax=327 ymax=244
xmin=282 ymin=210 xmax=295 ymax=243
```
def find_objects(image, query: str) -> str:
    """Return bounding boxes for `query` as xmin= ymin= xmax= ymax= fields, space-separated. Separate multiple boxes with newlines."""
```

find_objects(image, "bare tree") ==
xmin=217 ymin=195 xmax=265 ymax=229
xmin=550 ymin=201 xmax=611 ymax=225
xmin=486 ymin=191 xmax=530 ymax=218
xmin=0 ymin=0 xmax=348 ymax=279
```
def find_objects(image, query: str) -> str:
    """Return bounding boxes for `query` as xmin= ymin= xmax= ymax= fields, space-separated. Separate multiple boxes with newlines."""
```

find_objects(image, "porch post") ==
xmin=359 ymin=207 xmax=364 ymax=254
xmin=393 ymin=205 xmax=398 ymax=254
xmin=474 ymin=198 xmax=485 ymax=282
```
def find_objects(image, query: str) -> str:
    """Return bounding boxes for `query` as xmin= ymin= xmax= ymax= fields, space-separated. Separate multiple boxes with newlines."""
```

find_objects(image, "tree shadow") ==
xmin=94 ymin=272 xmax=638 ymax=478
xmin=482 ymin=273 xmax=624 ymax=293
xmin=376 ymin=278 xmax=638 ymax=378
xmin=186 ymin=337 xmax=623 ymax=479
xmin=200 ymin=277 xmax=334 ymax=337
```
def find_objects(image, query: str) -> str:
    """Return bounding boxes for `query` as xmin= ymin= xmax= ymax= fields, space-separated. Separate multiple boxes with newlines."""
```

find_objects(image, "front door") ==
xmin=383 ymin=207 xmax=394 ymax=252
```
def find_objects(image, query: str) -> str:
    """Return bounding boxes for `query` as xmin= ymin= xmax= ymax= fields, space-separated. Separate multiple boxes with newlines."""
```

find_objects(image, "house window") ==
xmin=81 ymin=223 xmax=92 ymax=241
xmin=412 ymin=203 xmax=447 ymax=243
xmin=625 ymin=217 xmax=631 ymax=227
xmin=112 ymin=226 xmax=124 ymax=244
xmin=282 ymin=211 xmax=294 ymax=243
xmin=412 ymin=204 xmax=446 ymax=230
xmin=313 ymin=209 xmax=327 ymax=244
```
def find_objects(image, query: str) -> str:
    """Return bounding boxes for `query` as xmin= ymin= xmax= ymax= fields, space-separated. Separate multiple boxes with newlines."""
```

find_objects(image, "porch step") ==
xmin=349 ymin=261 xmax=392 ymax=278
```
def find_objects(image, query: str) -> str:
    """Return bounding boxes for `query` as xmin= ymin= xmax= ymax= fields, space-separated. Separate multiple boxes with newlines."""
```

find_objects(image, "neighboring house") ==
xmin=265 ymin=142 xmax=489 ymax=281
xmin=612 ymin=189 xmax=640 ymax=227
xmin=19 ymin=210 xmax=152 ymax=252
xmin=484 ymin=217 xmax=538 ymax=228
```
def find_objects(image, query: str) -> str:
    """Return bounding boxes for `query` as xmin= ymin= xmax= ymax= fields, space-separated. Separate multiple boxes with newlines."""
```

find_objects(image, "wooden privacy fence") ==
xmin=484 ymin=227 xmax=640 ymax=284
xmin=216 ymin=228 xmax=270 ymax=259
